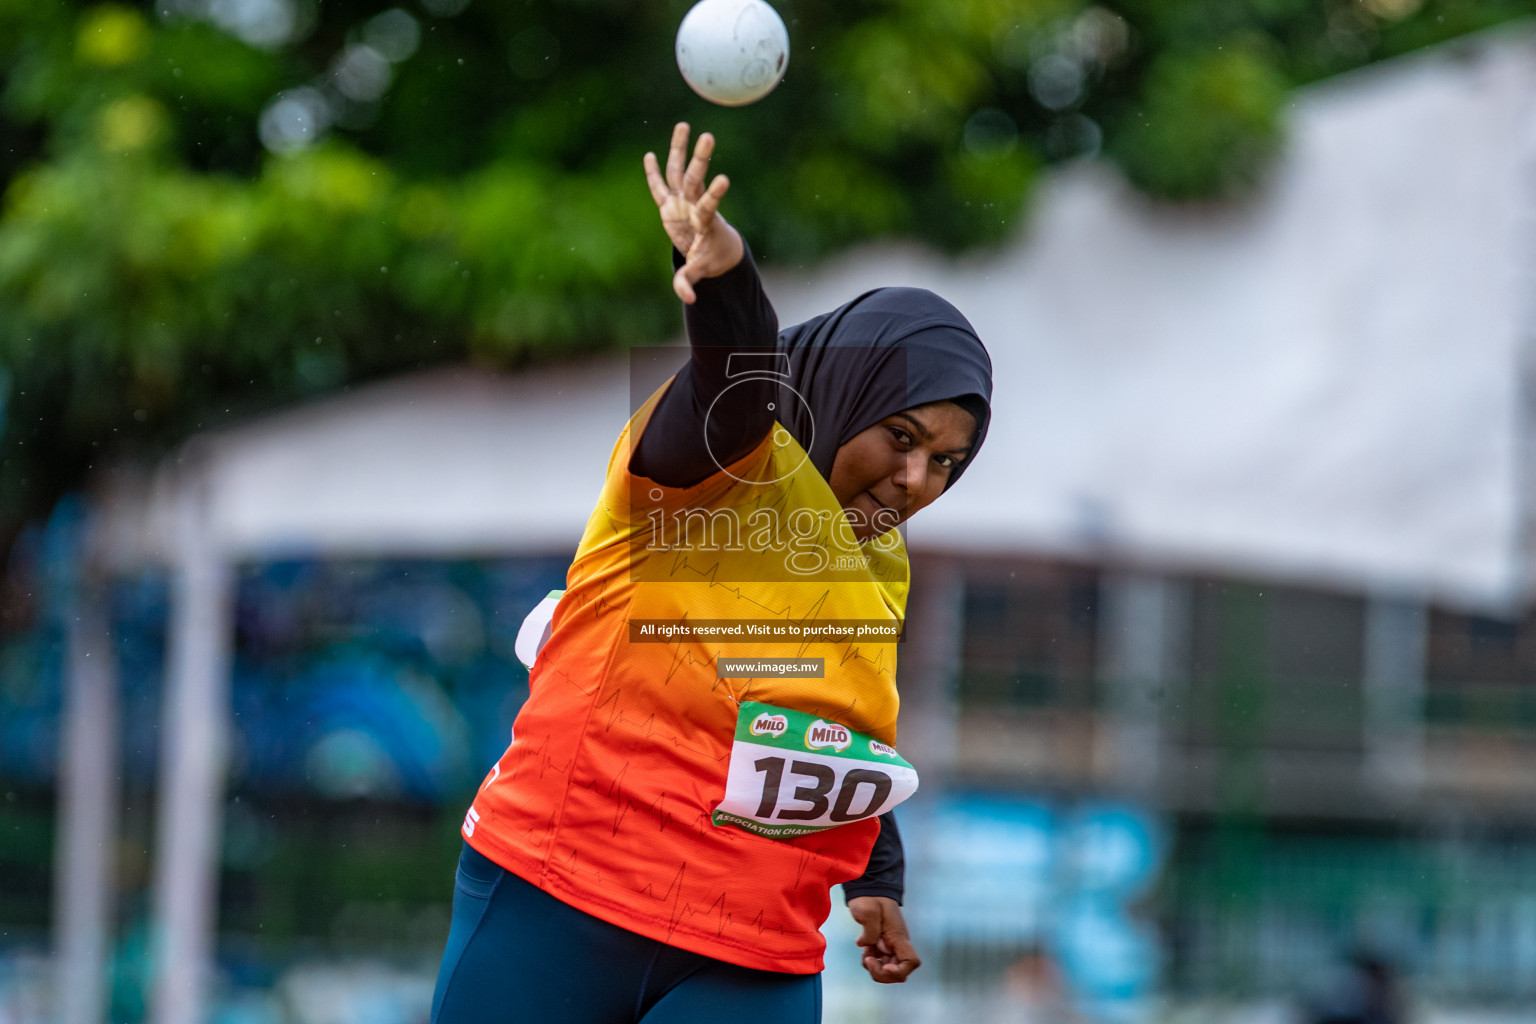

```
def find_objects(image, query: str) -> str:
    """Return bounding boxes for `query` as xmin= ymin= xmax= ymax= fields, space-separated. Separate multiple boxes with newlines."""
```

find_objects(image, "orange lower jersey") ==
xmin=462 ymin=382 xmax=909 ymax=973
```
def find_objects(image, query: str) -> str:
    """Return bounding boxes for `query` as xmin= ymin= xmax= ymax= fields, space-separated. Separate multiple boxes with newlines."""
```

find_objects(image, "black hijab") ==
xmin=771 ymin=287 xmax=992 ymax=490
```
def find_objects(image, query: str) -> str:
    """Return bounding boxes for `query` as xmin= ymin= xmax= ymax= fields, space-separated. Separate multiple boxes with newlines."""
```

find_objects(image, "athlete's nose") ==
xmin=891 ymin=451 xmax=928 ymax=509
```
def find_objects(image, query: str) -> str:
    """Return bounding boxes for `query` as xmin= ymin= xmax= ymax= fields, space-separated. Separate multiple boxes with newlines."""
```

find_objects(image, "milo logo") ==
xmin=868 ymin=740 xmax=899 ymax=759
xmin=805 ymin=720 xmax=851 ymax=752
xmin=751 ymin=712 xmax=789 ymax=738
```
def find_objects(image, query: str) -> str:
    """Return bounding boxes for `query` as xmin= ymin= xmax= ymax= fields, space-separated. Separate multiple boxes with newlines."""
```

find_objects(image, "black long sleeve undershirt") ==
xmin=841 ymin=812 xmax=906 ymax=904
xmin=629 ymin=244 xmax=779 ymax=487
xmin=628 ymin=244 xmax=906 ymax=905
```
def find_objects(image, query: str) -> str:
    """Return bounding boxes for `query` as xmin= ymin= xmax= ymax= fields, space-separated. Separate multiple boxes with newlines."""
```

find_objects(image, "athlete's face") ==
xmin=828 ymin=400 xmax=977 ymax=542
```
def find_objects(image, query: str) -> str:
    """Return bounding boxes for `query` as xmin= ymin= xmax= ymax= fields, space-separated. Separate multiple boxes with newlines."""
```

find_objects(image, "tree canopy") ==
xmin=0 ymin=0 xmax=1526 ymax=537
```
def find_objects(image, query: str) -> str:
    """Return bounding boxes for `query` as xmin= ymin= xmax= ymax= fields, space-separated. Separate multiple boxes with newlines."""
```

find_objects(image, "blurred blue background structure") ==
xmin=7 ymin=2 xmax=1536 ymax=1023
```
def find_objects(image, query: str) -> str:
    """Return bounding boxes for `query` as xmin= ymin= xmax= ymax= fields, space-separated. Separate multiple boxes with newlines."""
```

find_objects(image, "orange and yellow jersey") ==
xmin=461 ymin=380 xmax=909 ymax=974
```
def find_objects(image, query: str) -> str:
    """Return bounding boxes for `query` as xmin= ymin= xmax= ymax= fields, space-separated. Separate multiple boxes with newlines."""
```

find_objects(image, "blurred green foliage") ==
xmin=0 ymin=0 xmax=1529 ymax=534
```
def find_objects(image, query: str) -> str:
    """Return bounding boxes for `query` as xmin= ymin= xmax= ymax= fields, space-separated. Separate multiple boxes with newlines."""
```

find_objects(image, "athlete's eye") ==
xmin=934 ymin=454 xmax=957 ymax=469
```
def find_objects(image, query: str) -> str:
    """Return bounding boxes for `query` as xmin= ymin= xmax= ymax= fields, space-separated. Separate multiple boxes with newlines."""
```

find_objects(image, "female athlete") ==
xmin=431 ymin=123 xmax=993 ymax=1024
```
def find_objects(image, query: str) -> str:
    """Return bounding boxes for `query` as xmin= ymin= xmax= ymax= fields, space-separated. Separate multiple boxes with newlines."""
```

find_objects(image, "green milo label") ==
xmin=731 ymin=701 xmax=913 ymax=770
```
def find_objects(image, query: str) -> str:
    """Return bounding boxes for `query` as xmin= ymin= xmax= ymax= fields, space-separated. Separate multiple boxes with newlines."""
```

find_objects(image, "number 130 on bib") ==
xmin=713 ymin=702 xmax=919 ymax=839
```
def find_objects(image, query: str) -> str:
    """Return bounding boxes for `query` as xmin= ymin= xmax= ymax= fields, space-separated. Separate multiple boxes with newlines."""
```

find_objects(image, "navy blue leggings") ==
xmin=431 ymin=842 xmax=821 ymax=1024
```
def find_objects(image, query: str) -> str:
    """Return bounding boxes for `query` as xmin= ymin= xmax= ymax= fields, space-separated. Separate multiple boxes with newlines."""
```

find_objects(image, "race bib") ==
xmin=713 ymin=701 xmax=919 ymax=840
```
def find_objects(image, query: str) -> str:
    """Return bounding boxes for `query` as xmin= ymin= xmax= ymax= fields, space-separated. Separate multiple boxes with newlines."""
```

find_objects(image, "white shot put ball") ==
xmin=675 ymin=0 xmax=790 ymax=107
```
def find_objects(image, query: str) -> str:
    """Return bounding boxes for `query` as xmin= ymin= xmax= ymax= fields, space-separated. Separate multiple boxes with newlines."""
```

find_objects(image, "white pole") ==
xmin=54 ymin=577 xmax=120 ymax=1024
xmin=1098 ymin=572 xmax=1190 ymax=795
xmin=149 ymin=473 xmax=233 ymax=1024
xmin=900 ymin=555 xmax=964 ymax=778
xmin=1363 ymin=596 xmax=1427 ymax=793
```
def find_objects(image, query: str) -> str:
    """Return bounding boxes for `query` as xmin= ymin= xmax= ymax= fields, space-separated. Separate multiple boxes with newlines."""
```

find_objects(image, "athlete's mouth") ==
xmin=865 ymin=492 xmax=900 ymax=521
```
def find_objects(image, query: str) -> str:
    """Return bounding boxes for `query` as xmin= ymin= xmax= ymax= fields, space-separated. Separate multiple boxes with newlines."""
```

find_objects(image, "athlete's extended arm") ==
xmin=631 ymin=122 xmax=779 ymax=488
xmin=632 ymin=127 xmax=915 ymax=965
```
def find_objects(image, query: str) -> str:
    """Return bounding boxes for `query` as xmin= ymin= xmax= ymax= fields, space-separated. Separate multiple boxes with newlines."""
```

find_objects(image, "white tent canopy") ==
xmin=768 ymin=30 xmax=1536 ymax=610
xmin=101 ymin=360 xmax=630 ymax=563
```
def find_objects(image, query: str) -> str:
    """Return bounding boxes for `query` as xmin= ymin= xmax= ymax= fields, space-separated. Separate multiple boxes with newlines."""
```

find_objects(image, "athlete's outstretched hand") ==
xmin=643 ymin=121 xmax=745 ymax=305
xmin=847 ymin=896 xmax=921 ymax=984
